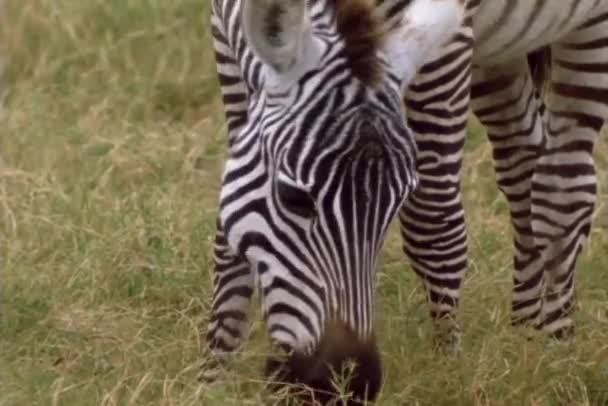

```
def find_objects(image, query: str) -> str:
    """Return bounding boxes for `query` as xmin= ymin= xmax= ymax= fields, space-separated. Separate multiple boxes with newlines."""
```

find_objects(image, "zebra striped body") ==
xmin=473 ymin=0 xmax=605 ymax=64
xmin=399 ymin=0 xmax=607 ymax=342
xmin=470 ymin=0 xmax=608 ymax=335
xmin=203 ymin=0 xmax=608 ymax=401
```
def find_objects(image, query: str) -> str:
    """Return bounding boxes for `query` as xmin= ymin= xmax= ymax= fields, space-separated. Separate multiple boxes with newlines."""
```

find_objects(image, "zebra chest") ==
xmin=471 ymin=0 xmax=608 ymax=66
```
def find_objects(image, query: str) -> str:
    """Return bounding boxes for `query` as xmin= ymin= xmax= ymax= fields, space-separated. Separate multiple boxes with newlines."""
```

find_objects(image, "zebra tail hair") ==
xmin=527 ymin=45 xmax=552 ymax=96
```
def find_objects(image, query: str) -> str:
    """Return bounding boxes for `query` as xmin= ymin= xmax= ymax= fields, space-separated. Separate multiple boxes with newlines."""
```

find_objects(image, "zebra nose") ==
xmin=264 ymin=321 xmax=383 ymax=405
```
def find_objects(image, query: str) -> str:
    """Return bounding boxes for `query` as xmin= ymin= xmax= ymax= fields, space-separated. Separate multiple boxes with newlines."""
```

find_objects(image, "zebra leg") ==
xmin=533 ymin=22 xmax=608 ymax=339
xmin=400 ymin=24 xmax=474 ymax=352
xmin=210 ymin=3 xmax=249 ymax=145
xmin=201 ymin=7 xmax=255 ymax=381
xmin=201 ymin=219 xmax=254 ymax=382
xmin=470 ymin=62 xmax=546 ymax=328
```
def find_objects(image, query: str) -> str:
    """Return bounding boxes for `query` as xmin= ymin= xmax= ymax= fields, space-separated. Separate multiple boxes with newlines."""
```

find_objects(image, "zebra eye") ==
xmin=276 ymin=179 xmax=316 ymax=218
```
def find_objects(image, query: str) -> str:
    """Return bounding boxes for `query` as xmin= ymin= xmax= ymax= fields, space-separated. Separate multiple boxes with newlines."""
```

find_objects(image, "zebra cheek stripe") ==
xmin=264 ymin=320 xmax=382 ymax=405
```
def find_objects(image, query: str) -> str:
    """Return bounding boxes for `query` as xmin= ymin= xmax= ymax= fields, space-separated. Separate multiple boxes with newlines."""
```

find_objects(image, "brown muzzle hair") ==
xmin=265 ymin=320 xmax=383 ymax=405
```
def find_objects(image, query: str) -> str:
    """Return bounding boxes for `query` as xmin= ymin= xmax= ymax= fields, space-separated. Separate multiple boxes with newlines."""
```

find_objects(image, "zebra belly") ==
xmin=472 ymin=0 xmax=608 ymax=66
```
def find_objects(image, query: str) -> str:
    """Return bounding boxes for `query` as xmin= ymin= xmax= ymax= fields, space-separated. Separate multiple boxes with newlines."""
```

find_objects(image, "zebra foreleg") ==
xmin=201 ymin=6 xmax=256 ymax=381
xmin=470 ymin=62 xmax=546 ymax=328
xmin=400 ymin=26 xmax=474 ymax=353
xmin=200 ymin=219 xmax=254 ymax=382
xmin=533 ymin=26 xmax=608 ymax=338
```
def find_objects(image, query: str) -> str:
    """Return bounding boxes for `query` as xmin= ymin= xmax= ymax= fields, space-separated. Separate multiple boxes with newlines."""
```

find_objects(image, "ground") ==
xmin=2 ymin=1 xmax=608 ymax=405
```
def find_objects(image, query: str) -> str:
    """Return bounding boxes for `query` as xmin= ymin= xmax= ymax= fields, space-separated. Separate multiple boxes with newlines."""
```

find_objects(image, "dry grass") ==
xmin=2 ymin=1 xmax=608 ymax=405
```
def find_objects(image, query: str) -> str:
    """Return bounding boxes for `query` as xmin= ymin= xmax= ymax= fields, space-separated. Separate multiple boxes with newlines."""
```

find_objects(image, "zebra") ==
xmin=204 ymin=0 xmax=467 ymax=402
xmin=203 ymin=0 xmax=608 ymax=402
xmin=466 ymin=0 xmax=608 ymax=339
xmin=390 ymin=0 xmax=608 ymax=345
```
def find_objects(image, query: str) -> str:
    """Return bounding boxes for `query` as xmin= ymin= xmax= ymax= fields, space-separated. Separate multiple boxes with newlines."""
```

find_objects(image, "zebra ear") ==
xmin=383 ymin=0 xmax=465 ymax=87
xmin=241 ymin=0 xmax=319 ymax=77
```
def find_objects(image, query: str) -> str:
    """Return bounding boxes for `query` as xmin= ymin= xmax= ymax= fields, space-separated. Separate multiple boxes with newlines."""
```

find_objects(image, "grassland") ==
xmin=2 ymin=1 xmax=608 ymax=405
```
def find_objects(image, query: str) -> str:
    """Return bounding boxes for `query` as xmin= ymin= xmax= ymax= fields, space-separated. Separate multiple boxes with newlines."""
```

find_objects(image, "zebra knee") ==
xmin=265 ymin=321 xmax=382 ymax=405
xmin=493 ymin=137 xmax=544 ymax=197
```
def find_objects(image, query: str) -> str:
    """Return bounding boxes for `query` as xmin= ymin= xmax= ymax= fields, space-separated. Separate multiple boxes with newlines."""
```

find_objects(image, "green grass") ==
xmin=2 ymin=1 xmax=608 ymax=405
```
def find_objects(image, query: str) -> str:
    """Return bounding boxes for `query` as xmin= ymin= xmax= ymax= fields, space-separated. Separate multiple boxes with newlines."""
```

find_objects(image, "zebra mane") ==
xmin=332 ymin=0 xmax=386 ymax=86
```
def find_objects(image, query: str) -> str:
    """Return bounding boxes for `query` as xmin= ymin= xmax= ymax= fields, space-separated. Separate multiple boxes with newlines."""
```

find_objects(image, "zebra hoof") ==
xmin=432 ymin=327 xmax=462 ymax=355
xmin=197 ymin=357 xmax=224 ymax=383
xmin=549 ymin=325 xmax=575 ymax=341
xmin=538 ymin=324 xmax=576 ymax=342
xmin=536 ymin=312 xmax=576 ymax=341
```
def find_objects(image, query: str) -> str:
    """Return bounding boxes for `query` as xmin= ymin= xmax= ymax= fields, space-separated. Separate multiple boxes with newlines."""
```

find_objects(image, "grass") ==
xmin=2 ymin=1 xmax=608 ymax=405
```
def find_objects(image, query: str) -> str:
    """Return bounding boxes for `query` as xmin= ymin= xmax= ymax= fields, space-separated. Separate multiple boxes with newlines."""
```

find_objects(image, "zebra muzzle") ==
xmin=264 ymin=320 xmax=383 ymax=405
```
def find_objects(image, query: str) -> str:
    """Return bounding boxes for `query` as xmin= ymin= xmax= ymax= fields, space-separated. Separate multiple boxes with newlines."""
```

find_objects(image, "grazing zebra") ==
xmin=399 ymin=0 xmax=607 ymax=348
xmin=203 ymin=0 xmax=608 ymax=402
xmin=468 ymin=0 xmax=608 ymax=338
xmin=395 ymin=0 xmax=608 ymax=346
xmin=205 ymin=0 xmax=466 ymax=402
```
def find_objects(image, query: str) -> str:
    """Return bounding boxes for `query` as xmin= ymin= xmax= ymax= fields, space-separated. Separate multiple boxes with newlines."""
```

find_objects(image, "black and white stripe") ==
xmin=204 ymin=0 xmax=466 ymax=401
xmin=203 ymin=0 xmax=607 ymax=401
xmin=470 ymin=0 xmax=608 ymax=337
xmin=404 ymin=0 xmax=608 ymax=341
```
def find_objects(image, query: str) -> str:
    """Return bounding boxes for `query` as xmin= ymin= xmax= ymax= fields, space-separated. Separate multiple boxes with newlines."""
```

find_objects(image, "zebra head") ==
xmin=218 ymin=0 xmax=463 ymax=402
